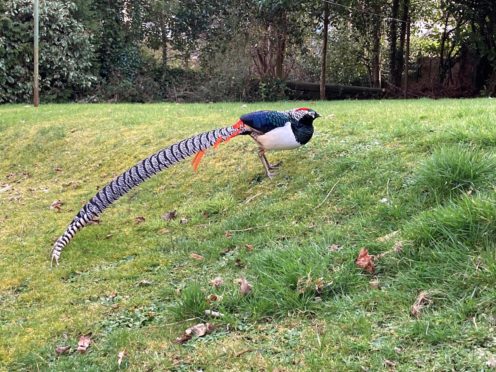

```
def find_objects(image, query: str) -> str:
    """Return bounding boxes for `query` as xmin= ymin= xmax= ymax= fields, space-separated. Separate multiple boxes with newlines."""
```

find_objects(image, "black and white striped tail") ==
xmin=51 ymin=124 xmax=246 ymax=266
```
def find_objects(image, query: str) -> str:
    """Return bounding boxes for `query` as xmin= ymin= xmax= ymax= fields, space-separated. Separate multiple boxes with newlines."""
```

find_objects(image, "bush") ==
xmin=0 ymin=0 xmax=95 ymax=103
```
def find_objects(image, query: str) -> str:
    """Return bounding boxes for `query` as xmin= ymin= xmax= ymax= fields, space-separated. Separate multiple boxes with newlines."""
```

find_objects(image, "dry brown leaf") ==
xmin=134 ymin=216 xmax=145 ymax=224
xmin=224 ymin=231 xmax=233 ymax=238
xmin=487 ymin=356 xmax=496 ymax=368
xmin=162 ymin=210 xmax=177 ymax=221
xmin=393 ymin=241 xmax=403 ymax=253
xmin=210 ymin=277 xmax=224 ymax=288
xmin=411 ymin=291 xmax=432 ymax=318
xmin=234 ymin=258 xmax=245 ymax=268
xmin=117 ymin=350 xmax=126 ymax=367
xmin=77 ymin=334 xmax=92 ymax=353
xmin=50 ymin=200 xmax=63 ymax=212
xmin=54 ymin=167 xmax=63 ymax=172
xmin=190 ymin=253 xmax=204 ymax=261
xmin=207 ymin=294 xmax=220 ymax=303
xmin=175 ymin=332 xmax=192 ymax=344
xmin=175 ymin=323 xmax=214 ymax=344
xmin=376 ymin=230 xmax=399 ymax=242
xmin=55 ymin=345 xmax=70 ymax=355
xmin=328 ymin=244 xmax=342 ymax=252
xmin=0 ymin=184 xmax=12 ymax=193
xmin=314 ymin=277 xmax=325 ymax=294
xmin=237 ymin=277 xmax=252 ymax=295
xmin=384 ymin=359 xmax=396 ymax=369
xmin=245 ymin=244 xmax=254 ymax=252
xmin=355 ymin=248 xmax=375 ymax=273
xmin=137 ymin=279 xmax=153 ymax=287
xmin=369 ymin=278 xmax=380 ymax=289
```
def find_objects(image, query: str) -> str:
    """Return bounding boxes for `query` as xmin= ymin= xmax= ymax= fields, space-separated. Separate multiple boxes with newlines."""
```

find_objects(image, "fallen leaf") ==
xmin=376 ymin=230 xmax=399 ymax=242
xmin=234 ymin=258 xmax=244 ymax=268
xmin=393 ymin=241 xmax=403 ymax=253
xmin=50 ymin=200 xmax=63 ymax=212
xmin=190 ymin=253 xmax=204 ymax=261
xmin=180 ymin=217 xmax=188 ymax=224
xmin=220 ymin=247 xmax=233 ymax=256
xmin=105 ymin=233 xmax=113 ymax=239
xmin=175 ymin=323 xmax=214 ymax=344
xmin=411 ymin=291 xmax=432 ymax=318
xmin=54 ymin=167 xmax=63 ymax=172
xmin=245 ymin=244 xmax=254 ymax=252
xmin=314 ymin=277 xmax=325 ymax=293
xmin=384 ymin=359 xmax=396 ymax=369
xmin=175 ymin=332 xmax=192 ymax=344
xmin=224 ymin=231 xmax=233 ymax=238
xmin=158 ymin=228 xmax=170 ymax=235
xmin=355 ymin=248 xmax=375 ymax=273
xmin=237 ymin=277 xmax=252 ymax=295
xmin=117 ymin=350 xmax=126 ymax=367
xmin=0 ymin=184 xmax=12 ymax=193
xmin=55 ymin=345 xmax=70 ymax=355
xmin=487 ymin=356 xmax=496 ymax=368
xmin=207 ymin=294 xmax=219 ymax=302
xmin=137 ymin=279 xmax=153 ymax=287
xmin=134 ymin=216 xmax=145 ymax=224
xmin=162 ymin=210 xmax=177 ymax=221
xmin=369 ymin=278 xmax=380 ymax=289
xmin=204 ymin=310 xmax=224 ymax=318
xmin=210 ymin=277 xmax=224 ymax=288
xmin=77 ymin=334 xmax=91 ymax=353
xmin=328 ymin=244 xmax=342 ymax=252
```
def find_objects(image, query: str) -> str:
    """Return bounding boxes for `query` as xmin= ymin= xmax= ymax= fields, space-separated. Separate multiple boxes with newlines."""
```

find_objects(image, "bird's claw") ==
xmin=266 ymin=171 xmax=276 ymax=179
xmin=268 ymin=161 xmax=281 ymax=170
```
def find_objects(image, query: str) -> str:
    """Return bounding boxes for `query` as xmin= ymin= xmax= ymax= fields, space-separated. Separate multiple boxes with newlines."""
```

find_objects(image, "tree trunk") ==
xmin=274 ymin=14 xmax=287 ymax=80
xmin=389 ymin=0 xmax=400 ymax=87
xmin=159 ymin=14 xmax=168 ymax=67
xmin=320 ymin=3 xmax=330 ymax=99
xmin=395 ymin=0 xmax=409 ymax=88
xmin=371 ymin=17 xmax=382 ymax=88
xmin=404 ymin=16 xmax=410 ymax=97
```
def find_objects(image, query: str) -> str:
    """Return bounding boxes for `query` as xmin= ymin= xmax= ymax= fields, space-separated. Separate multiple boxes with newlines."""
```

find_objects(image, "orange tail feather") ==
xmin=192 ymin=150 xmax=206 ymax=171
xmin=192 ymin=120 xmax=246 ymax=171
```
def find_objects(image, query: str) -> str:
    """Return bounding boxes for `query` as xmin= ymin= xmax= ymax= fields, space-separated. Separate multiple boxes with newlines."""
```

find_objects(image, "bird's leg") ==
xmin=263 ymin=154 xmax=281 ymax=170
xmin=257 ymin=148 xmax=276 ymax=179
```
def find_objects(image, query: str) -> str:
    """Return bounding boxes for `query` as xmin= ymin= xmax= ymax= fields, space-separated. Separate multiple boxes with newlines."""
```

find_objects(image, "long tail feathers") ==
xmin=51 ymin=121 xmax=247 ymax=266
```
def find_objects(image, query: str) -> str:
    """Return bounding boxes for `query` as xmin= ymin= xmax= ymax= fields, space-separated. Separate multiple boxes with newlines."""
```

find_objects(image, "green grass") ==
xmin=1 ymin=99 xmax=495 ymax=370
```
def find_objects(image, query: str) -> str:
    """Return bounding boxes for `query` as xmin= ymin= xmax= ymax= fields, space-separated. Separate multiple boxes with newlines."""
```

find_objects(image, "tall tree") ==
xmin=320 ymin=2 xmax=330 ymax=99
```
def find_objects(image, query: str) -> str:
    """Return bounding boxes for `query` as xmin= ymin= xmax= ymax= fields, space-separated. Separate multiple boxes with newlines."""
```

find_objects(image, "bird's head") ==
xmin=291 ymin=107 xmax=321 ymax=125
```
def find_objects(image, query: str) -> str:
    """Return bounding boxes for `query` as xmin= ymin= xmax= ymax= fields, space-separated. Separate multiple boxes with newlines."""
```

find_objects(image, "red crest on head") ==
xmin=296 ymin=107 xmax=310 ymax=111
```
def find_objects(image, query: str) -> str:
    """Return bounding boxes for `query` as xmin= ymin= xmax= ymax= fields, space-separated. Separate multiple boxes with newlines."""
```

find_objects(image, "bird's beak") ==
xmin=315 ymin=113 xmax=321 ymax=118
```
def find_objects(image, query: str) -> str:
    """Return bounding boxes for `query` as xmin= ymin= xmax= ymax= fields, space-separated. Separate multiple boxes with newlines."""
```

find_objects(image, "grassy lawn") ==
xmin=1 ymin=99 xmax=495 ymax=370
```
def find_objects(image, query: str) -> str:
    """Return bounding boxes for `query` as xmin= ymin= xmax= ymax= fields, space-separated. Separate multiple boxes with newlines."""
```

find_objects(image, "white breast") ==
xmin=256 ymin=122 xmax=301 ymax=151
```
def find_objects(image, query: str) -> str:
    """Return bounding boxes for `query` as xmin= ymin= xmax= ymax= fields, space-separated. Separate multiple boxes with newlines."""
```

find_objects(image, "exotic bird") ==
xmin=50 ymin=108 xmax=320 ymax=265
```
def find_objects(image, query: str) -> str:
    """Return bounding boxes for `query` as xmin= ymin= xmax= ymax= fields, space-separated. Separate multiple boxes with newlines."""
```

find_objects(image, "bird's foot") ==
xmin=265 ymin=170 xmax=276 ymax=179
xmin=268 ymin=161 xmax=282 ymax=170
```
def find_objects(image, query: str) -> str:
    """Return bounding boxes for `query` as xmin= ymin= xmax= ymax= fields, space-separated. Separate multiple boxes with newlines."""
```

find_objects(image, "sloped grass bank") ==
xmin=0 ymin=99 xmax=495 ymax=370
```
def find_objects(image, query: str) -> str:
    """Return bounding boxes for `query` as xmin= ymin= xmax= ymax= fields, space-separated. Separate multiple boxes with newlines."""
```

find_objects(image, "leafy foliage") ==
xmin=0 ymin=0 xmax=95 ymax=103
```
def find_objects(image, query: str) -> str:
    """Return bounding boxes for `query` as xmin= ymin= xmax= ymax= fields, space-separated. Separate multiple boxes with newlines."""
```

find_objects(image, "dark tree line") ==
xmin=1 ymin=0 xmax=495 ymax=103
